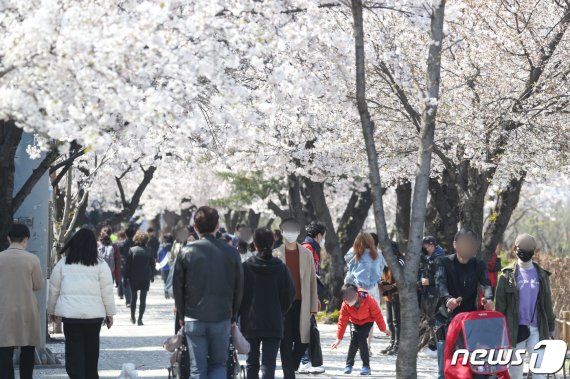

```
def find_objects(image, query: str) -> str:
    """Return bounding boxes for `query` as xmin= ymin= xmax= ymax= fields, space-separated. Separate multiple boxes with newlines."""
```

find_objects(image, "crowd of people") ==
xmin=0 ymin=204 xmax=557 ymax=379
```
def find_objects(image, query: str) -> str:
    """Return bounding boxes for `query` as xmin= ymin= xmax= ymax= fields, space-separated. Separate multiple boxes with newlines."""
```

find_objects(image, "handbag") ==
xmin=231 ymin=324 xmax=250 ymax=354
xmin=163 ymin=328 xmax=184 ymax=352
xmin=309 ymin=316 xmax=323 ymax=367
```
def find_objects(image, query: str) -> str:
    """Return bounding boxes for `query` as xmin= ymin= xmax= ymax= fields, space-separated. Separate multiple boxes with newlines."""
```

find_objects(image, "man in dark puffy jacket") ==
xmin=173 ymin=206 xmax=243 ymax=379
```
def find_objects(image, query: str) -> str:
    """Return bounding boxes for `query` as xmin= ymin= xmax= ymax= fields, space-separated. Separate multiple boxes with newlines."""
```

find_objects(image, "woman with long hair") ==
xmin=48 ymin=228 xmax=116 ymax=379
xmin=345 ymin=232 xmax=386 ymax=354
xmin=125 ymin=231 xmax=155 ymax=325
xmin=240 ymin=228 xmax=295 ymax=379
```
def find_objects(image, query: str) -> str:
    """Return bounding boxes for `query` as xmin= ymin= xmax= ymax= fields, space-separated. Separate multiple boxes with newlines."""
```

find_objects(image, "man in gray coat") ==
xmin=0 ymin=224 xmax=44 ymax=379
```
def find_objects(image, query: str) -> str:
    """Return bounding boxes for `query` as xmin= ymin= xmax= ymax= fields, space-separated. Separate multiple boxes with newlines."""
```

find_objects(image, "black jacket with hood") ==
xmin=239 ymin=254 xmax=295 ymax=339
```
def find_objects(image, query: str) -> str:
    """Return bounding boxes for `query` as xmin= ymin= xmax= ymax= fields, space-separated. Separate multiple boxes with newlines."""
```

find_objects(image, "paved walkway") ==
xmin=24 ymin=280 xmax=437 ymax=378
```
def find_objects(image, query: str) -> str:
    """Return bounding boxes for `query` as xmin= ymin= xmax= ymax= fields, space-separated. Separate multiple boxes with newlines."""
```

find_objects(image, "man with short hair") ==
xmin=274 ymin=218 xmax=319 ymax=379
xmin=173 ymin=206 xmax=243 ymax=379
xmin=0 ymin=224 xmax=44 ymax=379
xmin=299 ymin=221 xmax=327 ymax=374
xmin=434 ymin=228 xmax=494 ymax=379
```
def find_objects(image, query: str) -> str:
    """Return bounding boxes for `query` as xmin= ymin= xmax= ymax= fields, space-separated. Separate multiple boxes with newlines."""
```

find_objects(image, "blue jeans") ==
xmin=435 ymin=323 xmax=445 ymax=379
xmin=246 ymin=338 xmax=281 ymax=379
xmin=185 ymin=319 xmax=231 ymax=379
xmin=118 ymin=277 xmax=132 ymax=305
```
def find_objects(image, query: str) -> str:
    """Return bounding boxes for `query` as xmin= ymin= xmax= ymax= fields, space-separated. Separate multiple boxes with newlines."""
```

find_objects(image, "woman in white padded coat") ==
xmin=48 ymin=228 xmax=116 ymax=379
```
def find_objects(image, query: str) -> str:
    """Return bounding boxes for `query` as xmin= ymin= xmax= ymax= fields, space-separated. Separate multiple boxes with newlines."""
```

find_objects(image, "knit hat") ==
xmin=515 ymin=233 xmax=537 ymax=251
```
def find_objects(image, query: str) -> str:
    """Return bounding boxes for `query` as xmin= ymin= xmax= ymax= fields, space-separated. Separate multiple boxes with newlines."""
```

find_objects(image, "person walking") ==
xmin=125 ymin=231 xmax=155 ymax=326
xmin=101 ymin=226 xmax=121 ymax=285
xmin=418 ymin=236 xmax=446 ymax=357
xmin=240 ymin=228 xmax=296 ymax=379
xmin=273 ymin=218 xmax=319 ymax=379
xmin=0 ymin=224 xmax=44 ymax=379
xmin=157 ymin=233 xmax=174 ymax=284
xmin=173 ymin=206 xmax=243 ymax=379
xmin=344 ymin=232 xmax=386 ymax=354
xmin=298 ymin=221 xmax=327 ymax=375
xmin=48 ymin=228 xmax=116 ymax=379
xmin=495 ymin=234 xmax=555 ymax=379
xmin=331 ymin=284 xmax=390 ymax=376
xmin=97 ymin=231 xmax=116 ymax=280
xmin=434 ymin=229 xmax=494 ymax=379
xmin=379 ymin=242 xmax=404 ymax=356
xmin=118 ymin=227 xmax=136 ymax=307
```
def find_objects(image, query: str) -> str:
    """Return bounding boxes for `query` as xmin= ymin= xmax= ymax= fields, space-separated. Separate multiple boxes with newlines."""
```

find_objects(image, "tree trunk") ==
xmin=247 ymin=209 xmax=261 ymax=229
xmin=395 ymin=181 xmax=412 ymax=253
xmin=337 ymin=185 xmax=374 ymax=254
xmin=0 ymin=120 xmax=23 ymax=251
xmin=426 ymin=170 xmax=460 ymax=250
xmin=287 ymin=174 xmax=306 ymax=226
xmin=457 ymin=160 xmax=490 ymax=248
xmin=109 ymin=166 xmax=157 ymax=225
xmin=480 ymin=172 xmax=526 ymax=261
xmin=304 ymin=179 xmax=344 ymax=310
xmin=400 ymin=1 xmax=446 ymax=375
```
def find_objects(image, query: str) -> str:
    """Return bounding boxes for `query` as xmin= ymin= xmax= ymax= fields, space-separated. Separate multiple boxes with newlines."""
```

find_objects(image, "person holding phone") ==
xmin=48 ymin=228 xmax=116 ymax=379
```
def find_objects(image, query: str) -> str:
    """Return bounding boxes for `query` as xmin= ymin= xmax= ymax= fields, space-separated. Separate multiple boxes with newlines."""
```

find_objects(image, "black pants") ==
xmin=346 ymin=322 xmax=373 ymax=368
xmin=131 ymin=289 xmax=148 ymax=321
xmin=246 ymin=338 xmax=281 ymax=379
xmin=280 ymin=300 xmax=307 ymax=379
xmin=386 ymin=299 xmax=401 ymax=341
xmin=63 ymin=322 xmax=102 ymax=379
xmin=0 ymin=346 xmax=35 ymax=379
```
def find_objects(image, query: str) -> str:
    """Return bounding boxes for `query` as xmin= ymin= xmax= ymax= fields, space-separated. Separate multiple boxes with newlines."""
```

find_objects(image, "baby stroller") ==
xmin=444 ymin=310 xmax=511 ymax=379
xmin=227 ymin=337 xmax=246 ymax=379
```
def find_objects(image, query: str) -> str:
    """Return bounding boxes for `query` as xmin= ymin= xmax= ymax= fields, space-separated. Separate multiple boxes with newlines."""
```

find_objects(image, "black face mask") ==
xmin=517 ymin=249 xmax=534 ymax=262
xmin=422 ymin=247 xmax=429 ymax=255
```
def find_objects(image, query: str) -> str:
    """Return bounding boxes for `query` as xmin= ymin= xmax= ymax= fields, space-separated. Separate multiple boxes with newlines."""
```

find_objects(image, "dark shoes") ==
xmin=387 ymin=342 xmax=399 ymax=355
xmin=138 ymin=319 xmax=144 ymax=326
xmin=380 ymin=341 xmax=395 ymax=354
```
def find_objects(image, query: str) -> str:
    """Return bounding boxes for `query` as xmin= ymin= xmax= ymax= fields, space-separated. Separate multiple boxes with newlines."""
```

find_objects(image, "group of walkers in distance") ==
xmin=0 ymin=203 xmax=557 ymax=379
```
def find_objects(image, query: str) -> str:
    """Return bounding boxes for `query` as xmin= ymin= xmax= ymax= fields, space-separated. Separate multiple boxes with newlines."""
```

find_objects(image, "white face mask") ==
xmin=320 ymin=238 xmax=326 ymax=248
xmin=346 ymin=298 xmax=357 ymax=307
xmin=282 ymin=231 xmax=299 ymax=243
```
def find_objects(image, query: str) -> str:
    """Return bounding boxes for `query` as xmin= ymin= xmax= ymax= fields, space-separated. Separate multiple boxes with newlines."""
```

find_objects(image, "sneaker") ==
xmin=422 ymin=346 xmax=437 ymax=358
xmin=380 ymin=341 xmax=394 ymax=354
xmin=344 ymin=366 xmax=353 ymax=375
xmin=360 ymin=367 xmax=371 ymax=376
xmin=137 ymin=319 xmax=144 ymax=326
xmin=387 ymin=343 xmax=399 ymax=356
xmin=297 ymin=363 xmax=311 ymax=374
xmin=309 ymin=366 xmax=326 ymax=374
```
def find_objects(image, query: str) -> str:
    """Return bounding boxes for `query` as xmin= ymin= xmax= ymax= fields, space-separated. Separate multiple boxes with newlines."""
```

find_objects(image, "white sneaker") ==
xmin=422 ymin=346 xmax=438 ymax=359
xmin=297 ymin=363 xmax=311 ymax=374
xmin=309 ymin=366 xmax=326 ymax=374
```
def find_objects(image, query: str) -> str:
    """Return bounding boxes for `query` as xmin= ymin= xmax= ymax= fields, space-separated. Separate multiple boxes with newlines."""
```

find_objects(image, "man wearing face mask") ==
xmin=495 ymin=234 xmax=555 ymax=379
xmin=299 ymin=221 xmax=327 ymax=374
xmin=434 ymin=228 xmax=494 ymax=379
xmin=274 ymin=218 xmax=319 ymax=379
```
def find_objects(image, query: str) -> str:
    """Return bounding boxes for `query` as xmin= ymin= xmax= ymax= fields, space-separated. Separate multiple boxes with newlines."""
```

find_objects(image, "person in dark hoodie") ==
xmin=240 ymin=228 xmax=295 ymax=379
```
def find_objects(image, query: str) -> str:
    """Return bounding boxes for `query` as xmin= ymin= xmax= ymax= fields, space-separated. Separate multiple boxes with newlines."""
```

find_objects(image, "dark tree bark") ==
xmin=304 ymin=179 xmax=345 ymax=310
xmin=109 ymin=165 xmax=157 ymax=225
xmin=247 ymin=209 xmax=261 ymax=229
xmin=0 ymin=120 xmax=23 ymax=250
xmin=481 ymin=172 xmax=526 ymax=261
xmin=337 ymin=185 xmax=374 ymax=255
xmin=425 ymin=170 xmax=460 ymax=250
xmin=395 ymin=181 xmax=412 ymax=253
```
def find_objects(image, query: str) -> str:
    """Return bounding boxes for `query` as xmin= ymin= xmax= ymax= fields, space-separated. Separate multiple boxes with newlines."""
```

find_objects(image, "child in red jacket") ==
xmin=331 ymin=284 xmax=390 ymax=376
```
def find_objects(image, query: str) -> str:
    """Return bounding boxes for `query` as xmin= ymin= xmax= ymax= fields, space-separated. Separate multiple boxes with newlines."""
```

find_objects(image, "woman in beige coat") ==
xmin=274 ymin=218 xmax=318 ymax=379
xmin=0 ymin=224 xmax=44 ymax=379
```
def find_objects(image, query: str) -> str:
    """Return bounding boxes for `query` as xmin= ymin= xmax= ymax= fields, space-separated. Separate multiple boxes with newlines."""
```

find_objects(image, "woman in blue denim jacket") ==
xmin=344 ymin=232 xmax=386 ymax=353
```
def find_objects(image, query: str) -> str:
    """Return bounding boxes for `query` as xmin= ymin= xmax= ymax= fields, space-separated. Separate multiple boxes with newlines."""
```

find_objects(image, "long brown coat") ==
xmin=0 ymin=244 xmax=44 ymax=347
xmin=274 ymin=243 xmax=318 ymax=344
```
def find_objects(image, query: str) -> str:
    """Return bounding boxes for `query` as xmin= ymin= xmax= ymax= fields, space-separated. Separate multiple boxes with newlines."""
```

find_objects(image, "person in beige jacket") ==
xmin=0 ymin=224 xmax=44 ymax=379
xmin=274 ymin=218 xmax=318 ymax=379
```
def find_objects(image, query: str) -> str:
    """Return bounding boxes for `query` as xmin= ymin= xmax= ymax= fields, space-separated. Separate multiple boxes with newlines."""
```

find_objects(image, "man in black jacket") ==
xmin=434 ymin=229 xmax=494 ymax=379
xmin=118 ymin=227 xmax=136 ymax=307
xmin=173 ymin=206 xmax=243 ymax=379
